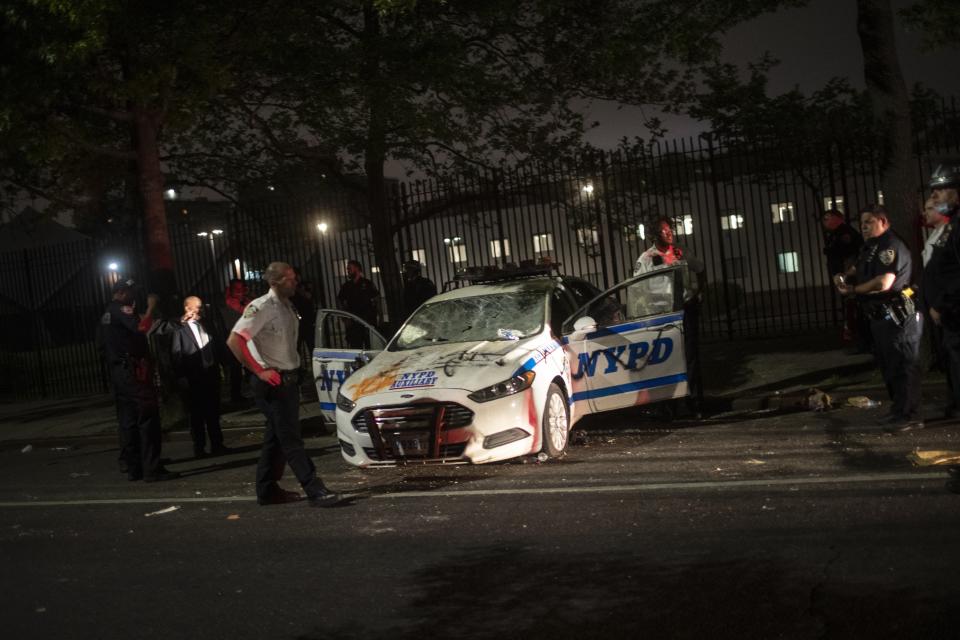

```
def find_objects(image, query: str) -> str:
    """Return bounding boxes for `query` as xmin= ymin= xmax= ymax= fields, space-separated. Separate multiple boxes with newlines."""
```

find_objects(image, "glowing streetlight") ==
xmin=582 ymin=183 xmax=595 ymax=195
xmin=316 ymin=222 xmax=328 ymax=234
xmin=107 ymin=262 xmax=119 ymax=271
xmin=163 ymin=188 xmax=177 ymax=200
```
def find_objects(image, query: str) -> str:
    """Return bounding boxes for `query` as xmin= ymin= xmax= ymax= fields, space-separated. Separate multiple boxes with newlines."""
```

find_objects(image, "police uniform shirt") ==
xmin=855 ymin=229 xmax=911 ymax=300
xmin=633 ymin=245 xmax=681 ymax=276
xmin=337 ymin=277 xmax=379 ymax=324
xmin=100 ymin=300 xmax=149 ymax=363
xmin=923 ymin=211 xmax=960 ymax=312
xmin=231 ymin=288 xmax=300 ymax=371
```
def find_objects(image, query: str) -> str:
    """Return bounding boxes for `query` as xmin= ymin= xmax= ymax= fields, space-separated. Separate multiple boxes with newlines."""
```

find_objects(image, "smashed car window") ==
xmin=391 ymin=292 xmax=545 ymax=351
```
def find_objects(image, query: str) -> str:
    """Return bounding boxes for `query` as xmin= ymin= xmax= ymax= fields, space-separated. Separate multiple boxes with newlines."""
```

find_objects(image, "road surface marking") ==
xmin=0 ymin=472 xmax=949 ymax=507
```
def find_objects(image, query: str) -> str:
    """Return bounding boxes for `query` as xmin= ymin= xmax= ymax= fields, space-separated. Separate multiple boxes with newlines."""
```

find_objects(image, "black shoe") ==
xmin=257 ymin=488 xmax=302 ymax=506
xmin=210 ymin=445 xmax=233 ymax=456
xmin=880 ymin=413 xmax=903 ymax=425
xmin=118 ymin=459 xmax=129 ymax=474
xmin=143 ymin=469 xmax=181 ymax=482
xmin=194 ymin=449 xmax=209 ymax=459
xmin=127 ymin=471 xmax=143 ymax=482
xmin=308 ymin=488 xmax=346 ymax=508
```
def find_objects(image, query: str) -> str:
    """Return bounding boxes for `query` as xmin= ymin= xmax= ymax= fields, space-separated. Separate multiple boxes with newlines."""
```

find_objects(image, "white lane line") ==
xmin=0 ymin=472 xmax=948 ymax=507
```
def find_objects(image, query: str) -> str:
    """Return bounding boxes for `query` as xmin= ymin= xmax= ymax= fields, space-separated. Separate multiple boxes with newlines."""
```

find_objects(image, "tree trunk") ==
xmin=362 ymin=1 xmax=403 ymax=329
xmin=133 ymin=106 xmax=176 ymax=296
xmin=856 ymin=0 xmax=919 ymax=259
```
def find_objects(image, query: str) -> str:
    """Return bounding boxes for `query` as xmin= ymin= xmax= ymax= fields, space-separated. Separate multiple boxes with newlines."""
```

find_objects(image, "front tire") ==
xmin=541 ymin=383 xmax=569 ymax=458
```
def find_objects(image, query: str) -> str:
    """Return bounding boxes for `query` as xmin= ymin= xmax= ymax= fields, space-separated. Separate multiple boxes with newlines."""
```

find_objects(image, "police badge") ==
xmin=242 ymin=304 xmax=258 ymax=318
xmin=879 ymin=248 xmax=896 ymax=266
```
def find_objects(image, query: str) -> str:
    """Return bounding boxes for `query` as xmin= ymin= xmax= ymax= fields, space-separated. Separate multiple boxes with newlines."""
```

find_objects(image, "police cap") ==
xmin=112 ymin=278 xmax=136 ymax=294
xmin=402 ymin=260 xmax=422 ymax=274
xmin=929 ymin=160 xmax=960 ymax=190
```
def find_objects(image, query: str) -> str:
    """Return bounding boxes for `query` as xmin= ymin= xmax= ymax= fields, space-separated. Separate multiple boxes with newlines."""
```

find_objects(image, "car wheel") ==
xmin=541 ymin=383 xmax=569 ymax=458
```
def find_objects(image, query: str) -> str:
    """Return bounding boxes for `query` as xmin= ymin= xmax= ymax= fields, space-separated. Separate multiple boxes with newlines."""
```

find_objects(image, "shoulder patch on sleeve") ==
xmin=100 ymin=312 xmax=111 ymax=325
xmin=243 ymin=304 xmax=259 ymax=319
xmin=879 ymin=248 xmax=896 ymax=266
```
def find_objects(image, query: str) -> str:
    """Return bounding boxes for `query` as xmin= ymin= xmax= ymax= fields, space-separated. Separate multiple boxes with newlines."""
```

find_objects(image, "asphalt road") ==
xmin=2 ymin=404 xmax=959 ymax=640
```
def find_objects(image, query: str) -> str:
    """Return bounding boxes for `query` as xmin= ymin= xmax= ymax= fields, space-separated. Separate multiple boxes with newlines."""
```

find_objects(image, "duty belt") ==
xmin=865 ymin=288 xmax=915 ymax=326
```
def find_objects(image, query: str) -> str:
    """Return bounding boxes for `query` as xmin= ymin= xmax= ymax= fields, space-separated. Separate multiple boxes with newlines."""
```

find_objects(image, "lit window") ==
xmin=532 ymin=232 xmax=554 ymax=257
xmin=876 ymin=190 xmax=884 ymax=205
xmin=675 ymin=214 xmax=694 ymax=236
xmin=777 ymin=251 xmax=800 ymax=273
xmin=576 ymin=227 xmax=599 ymax=247
xmin=371 ymin=266 xmax=380 ymax=274
xmin=823 ymin=196 xmax=844 ymax=213
xmin=636 ymin=224 xmax=646 ymax=240
xmin=410 ymin=249 xmax=426 ymax=266
xmin=334 ymin=259 xmax=349 ymax=277
xmin=771 ymin=202 xmax=795 ymax=224
xmin=489 ymin=239 xmax=511 ymax=260
xmin=445 ymin=237 xmax=467 ymax=264
xmin=721 ymin=213 xmax=745 ymax=230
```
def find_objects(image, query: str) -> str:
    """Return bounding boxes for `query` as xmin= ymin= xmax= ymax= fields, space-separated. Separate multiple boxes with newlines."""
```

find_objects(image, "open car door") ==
xmin=562 ymin=265 xmax=689 ymax=415
xmin=313 ymin=309 xmax=387 ymax=422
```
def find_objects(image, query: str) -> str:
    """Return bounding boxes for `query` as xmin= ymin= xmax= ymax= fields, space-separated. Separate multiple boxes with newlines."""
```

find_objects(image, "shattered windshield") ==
xmin=391 ymin=291 xmax=546 ymax=351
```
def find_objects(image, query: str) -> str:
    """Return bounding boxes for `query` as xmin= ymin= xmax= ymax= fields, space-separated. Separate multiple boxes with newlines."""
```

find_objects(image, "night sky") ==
xmin=578 ymin=0 xmax=960 ymax=149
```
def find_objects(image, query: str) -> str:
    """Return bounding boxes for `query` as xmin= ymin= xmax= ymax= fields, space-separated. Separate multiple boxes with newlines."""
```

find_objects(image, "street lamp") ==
xmin=582 ymin=183 xmax=594 ymax=196
xmin=197 ymin=228 xmax=224 ymax=275
xmin=316 ymin=221 xmax=328 ymax=234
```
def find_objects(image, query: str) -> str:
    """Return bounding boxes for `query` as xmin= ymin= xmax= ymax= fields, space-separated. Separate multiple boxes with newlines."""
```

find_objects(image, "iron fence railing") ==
xmin=4 ymin=96 xmax=959 ymax=398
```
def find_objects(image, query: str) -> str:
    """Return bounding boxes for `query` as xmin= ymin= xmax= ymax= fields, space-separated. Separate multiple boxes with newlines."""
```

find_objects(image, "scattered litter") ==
xmin=536 ymin=452 xmax=549 ymax=462
xmin=144 ymin=506 xmax=180 ymax=517
xmin=806 ymin=388 xmax=832 ymax=412
xmin=907 ymin=450 xmax=960 ymax=467
xmin=21 ymin=444 xmax=33 ymax=454
xmin=571 ymin=429 xmax=588 ymax=446
xmin=226 ymin=514 xmax=240 ymax=520
xmin=68 ymin=472 xmax=90 ymax=479
xmin=744 ymin=459 xmax=766 ymax=465
xmin=847 ymin=396 xmax=881 ymax=409
xmin=195 ymin=491 xmax=202 ymax=496
xmin=496 ymin=328 xmax=520 ymax=340
xmin=50 ymin=446 xmax=75 ymax=452
xmin=761 ymin=505 xmax=776 ymax=511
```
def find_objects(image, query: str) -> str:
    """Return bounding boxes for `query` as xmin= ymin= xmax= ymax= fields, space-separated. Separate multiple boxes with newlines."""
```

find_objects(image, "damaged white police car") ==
xmin=313 ymin=264 xmax=692 ymax=466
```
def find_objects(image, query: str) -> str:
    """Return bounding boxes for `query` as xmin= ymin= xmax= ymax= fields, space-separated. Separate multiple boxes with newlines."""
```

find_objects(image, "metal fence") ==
xmin=3 ymin=97 xmax=959 ymax=399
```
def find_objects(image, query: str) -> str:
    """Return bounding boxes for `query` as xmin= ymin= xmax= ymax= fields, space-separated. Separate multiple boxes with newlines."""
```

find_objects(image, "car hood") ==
xmin=342 ymin=337 xmax=553 ymax=401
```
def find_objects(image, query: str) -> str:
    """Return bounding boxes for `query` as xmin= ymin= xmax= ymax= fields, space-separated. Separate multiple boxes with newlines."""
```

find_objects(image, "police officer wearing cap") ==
xmin=402 ymin=259 xmax=436 ymax=320
xmin=835 ymin=204 xmax=922 ymax=431
xmin=99 ymin=279 xmax=179 ymax=481
xmin=920 ymin=160 xmax=960 ymax=492
xmin=227 ymin=261 xmax=344 ymax=507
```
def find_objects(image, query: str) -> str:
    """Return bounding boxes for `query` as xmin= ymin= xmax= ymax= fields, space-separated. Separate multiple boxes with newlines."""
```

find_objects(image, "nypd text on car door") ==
xmin=313 ymin=309 xmax=386 ymax=422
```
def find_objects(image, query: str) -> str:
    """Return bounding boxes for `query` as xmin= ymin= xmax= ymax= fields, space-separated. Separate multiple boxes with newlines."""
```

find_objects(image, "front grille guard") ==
xmin=360 ymin=403 xmax=473 ymax=462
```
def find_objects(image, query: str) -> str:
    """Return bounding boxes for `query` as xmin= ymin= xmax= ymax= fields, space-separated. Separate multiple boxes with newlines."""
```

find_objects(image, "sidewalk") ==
xmin=0 ymin=329 xmax=927 ymax=447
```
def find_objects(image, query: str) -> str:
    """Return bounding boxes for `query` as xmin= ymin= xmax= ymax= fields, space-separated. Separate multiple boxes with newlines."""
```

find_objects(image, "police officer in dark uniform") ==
xmin=919 ymin=161 xmax=960 ymax=493
xmin=336 ymin=259 xmax=380 ymax=348
xmin=100 ymin=280 xmax=179 ymax=482
xmin=402 ymin=259 xmax=437 ymax=320
xmin=834 ymin=204 xmax=922 ymax=431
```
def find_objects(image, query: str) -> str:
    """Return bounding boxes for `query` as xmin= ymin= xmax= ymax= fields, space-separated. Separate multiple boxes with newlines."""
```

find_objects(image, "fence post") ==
xmin=23 ymin=249 xmax=47 ymax=398
xmin=492 ymin=169 xmax=507 ymax=264
xmin=704 ymin=134 xmax=735 ymax=339
xmin=598 ymin=151 xmax=620 ymax=285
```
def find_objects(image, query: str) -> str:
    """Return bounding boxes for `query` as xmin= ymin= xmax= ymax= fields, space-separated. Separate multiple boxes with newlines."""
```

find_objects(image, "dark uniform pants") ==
xmin=251 ymin=373 xmax=325 ymax=500
xmin=111 ymin=363 xmax=162 ymax=477
xmin=940 ymin=323 xmax=960 ymax=413
xmin=870 ymin=312 xmax=922 ymax=420
xmin=183 ymin=368 xmax=224 ymax=454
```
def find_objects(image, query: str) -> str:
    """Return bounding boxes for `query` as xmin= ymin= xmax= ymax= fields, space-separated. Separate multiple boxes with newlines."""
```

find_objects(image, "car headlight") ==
xmin=336 ymin=390 xmax=356 ymax=413
xmin=468 ymin=370 xmax=535 ymax=403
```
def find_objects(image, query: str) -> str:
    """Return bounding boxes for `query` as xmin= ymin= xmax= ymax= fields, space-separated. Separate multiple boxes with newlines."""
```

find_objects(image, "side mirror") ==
xmin=573 ymin=316 xmax=597 ymax=332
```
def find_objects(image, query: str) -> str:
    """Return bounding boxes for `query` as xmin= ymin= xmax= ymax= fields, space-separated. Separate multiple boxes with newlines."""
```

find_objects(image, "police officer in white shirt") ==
xmin=227 ymin=262 xmax=344 ymax=507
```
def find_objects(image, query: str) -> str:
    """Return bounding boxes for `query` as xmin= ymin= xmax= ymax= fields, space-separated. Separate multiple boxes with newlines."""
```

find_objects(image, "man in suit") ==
xmin=172 ymin=296 xmax=230 ymax=458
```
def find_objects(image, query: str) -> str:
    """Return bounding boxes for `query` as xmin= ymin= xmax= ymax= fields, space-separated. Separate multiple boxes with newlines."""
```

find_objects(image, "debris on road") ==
xmin=907 ymin=450 xmax=960 ymax=467
xmin=226 ymin=514 xmax=240 ymax=520
xmin=50 ymin=446 xmax=75 ymax=452
xmin=745 ymin=459 xmax=766 ymax=465
xmin=68 ymin=472 xmax=90 ymax=479
xmin=144 ymin=506 xmax=180 ymax=517
xmin=21 ymin=444 xmax=33 ymax=453
xmin=571 ymin=429 xmax=588 ymax=446
xmin=806 ymin=388 xmax=832 ymax=411
xmin=846 ymin=396 xmax=881 ymax=409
